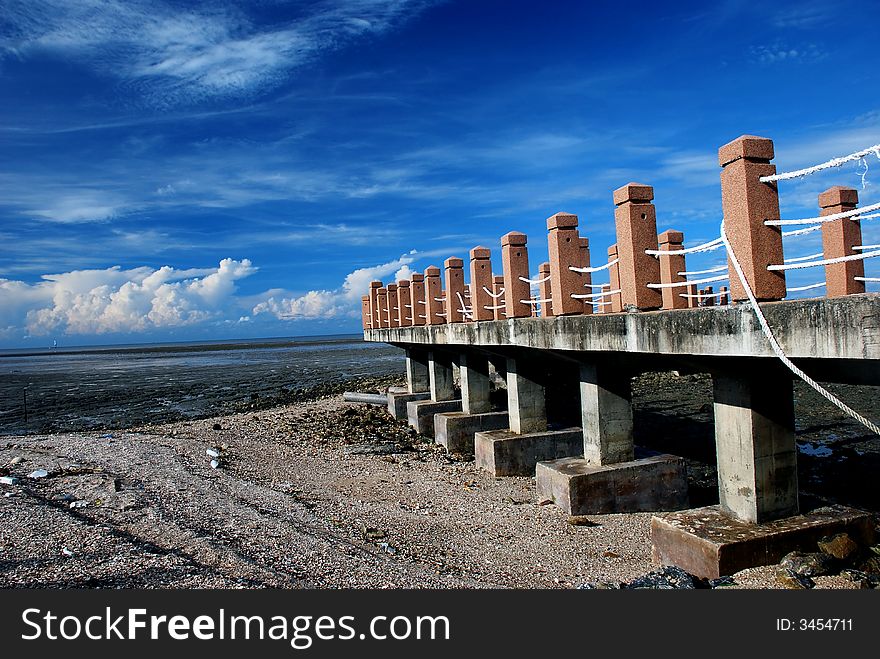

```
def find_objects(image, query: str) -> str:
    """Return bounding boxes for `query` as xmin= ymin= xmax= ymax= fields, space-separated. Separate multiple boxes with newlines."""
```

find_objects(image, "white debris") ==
xmin=210 ymin=459 xmax=221 ymax=469
xmin=0 ymin=476 xmax=19 ymax=486
xmin=206 ymin=448 xmax=221 ymax=458
xmin=27 ymin=469 xmax=48 ymax=479
xmin=62 ymin=547 xmax=75 ymax=557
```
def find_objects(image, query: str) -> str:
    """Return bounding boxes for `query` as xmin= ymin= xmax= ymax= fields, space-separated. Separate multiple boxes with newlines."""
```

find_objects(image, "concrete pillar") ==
xmin=410 ymin=273 xmax=426 ymax=326
xmin=713 ymin=369 xmax=798 ymax=524
xmin=397 ymin=280 xmax=412 ymax=326
xmin=658 ymin=229 xmax=688 ymax=310
xmin=444 ymin=257 xmax=466 ymax=323
xmin=369 ymin=280 xmax=382 ymax=329
xmin=580 ymin=362 xmax=634 ymax=465
xmin=613 ymin=183 xmax=662 ymax=310
xmin=506 ymin=356 xmax=547 ymax=434
xmin=459 ymin=352 xmax=491 ymax=414
xmin=719 ymin=135 xmax=786 ymax=301
xmin=492 ymin=275 xmax=506 ymax=320
xmin=469 ymin=246 xmax=494 ymax=322
xmin=608 ymin=245 xmax=622 ymax=312
xmin=360 ymin=295 xmax=371 ymax=330
xmin=406 ymin=348 xmax=430 ymax=393
xmin=820 ymin=186 xmax=864 ymax=298
xmin=377 ymin=287 xmax=389 ymax=328
xmin=428 ymin=350 xmax=455 ymax=401
xmin=547 ymin=212 xmax=582 ymax=316
xmin=538 ymin=262 xmax=553 ymax=317
xmin=424 ymin=266 xmax=444 ymax=325
xmin=579 ymin=237 xmax=593 ymax=315
xmin=502 ymin=232 xmax=532 ymax=319
xmin=387 ymin=283 xmax=399 ymax=328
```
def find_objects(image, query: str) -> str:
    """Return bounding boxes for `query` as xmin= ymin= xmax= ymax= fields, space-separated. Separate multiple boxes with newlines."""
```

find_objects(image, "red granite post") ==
xmin=719 ymin=135 xmax=786 ymax=301
xmin=820 ymin=186 xmax=865 ymax=298
xmin=538 ymin=262 xmax=553 ymax=317
xmin=397 ymin=279 xmax=412 ymax=326
xmin=444 ymin=257 xmax=466 ymax=323
xmin=387 ymin=283 xmax=399 ymax=328
xmin=546 ymin=212 xmax=583 ymax=316
xmin=424 ymin=266 xmax=444 ymax=325
xmin=369 ymin=280 xmax=382 ymax=328
xmin=687 ymin=283 xmax=698 ymax=308
xmin=608 ymin=245 xmax=622 ymax=313
xmin=704 ymin=286 xmax=716 ymax=306
xmin=410 ymin=273 xmax=426 ymax=326
xmin=720 ymin=286 xmax=729 ymax=305
xmin=469 ymin=246 xmax=494 ymax=322
xmin=579 ymin=237 xmax=593 ymax=315
xmin=501 ymin=232 xmax=531 ymax=319
xmin=361 ymin=295 xmax=371 ymax=330
xmin=492 ymin=275 xmax=506 ymax=320
xmin=613 ymin=183 xmax=662 ymax=310
xmin=658 ymin=229 xmax=688 ymax=310
xmin=377 ymin=287 xmax=389 ymax=328
xmin=599 ymin=284 xmax=611 ymax=313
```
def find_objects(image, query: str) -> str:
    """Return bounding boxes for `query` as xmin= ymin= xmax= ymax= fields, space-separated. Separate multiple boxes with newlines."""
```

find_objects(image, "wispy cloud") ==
xmin=749 ymin=42 xmax=826 ymax=65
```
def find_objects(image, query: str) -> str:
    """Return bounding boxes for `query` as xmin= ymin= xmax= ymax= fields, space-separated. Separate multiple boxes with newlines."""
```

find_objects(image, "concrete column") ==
xmin=492 ymin=276 xmax=506 ymax=320
xmin=377 ymin=287 xmax=389 ymax=328
xmin=424 ymin=266 xmax=444 ymax=325
xmin=410 ymin=273 xmax=426 ymax=326
xmin=387 ymin=283 xmax=399 ymax=328
xmin=369 ymin=280 xmax=382 ymax=329
xmin=397 ymin=280 xmax=412 ymax=326
xmin=444 ymin=257 xmax=466 ymax=323
xmin=820 ymin=186 xmax=864 ymax=298
xmin=580 ymin=362 xmax=634 ymax=465
xmin=502 ymin=231 xmax=532 ymax=319
xmin=579 ymin=237 xmax=593 ymax=315
xmin=658 ymin=229 xmax=688 ymax=310
xmin=360 ymin=295 xmax=371 ymax=330
xmin=406 ymin=348 xmax=430 ymax=393
xmin=613 ymin=183 xmax=662 ymax=310
xmin=428 ymin=350 xmax=455 ymax=401
xmin=547 ymin=212 xmax=582 ymax=316
xmin=713 ymin=369 xmax=798 ymax=524
xmin=608 ymin=245 xmax=622 ymax=312
xmin=459 ymin=352 xmax=491 ymax=414
xmin=719 ymin=135 xmax=786 ymax=301
xmin=506 ymin=356 xmax=547 ymax=434
xmin=538 ymin=262 xmax=553 ymax=317
xmin=469 ymin=247 xmax=494 ymax=322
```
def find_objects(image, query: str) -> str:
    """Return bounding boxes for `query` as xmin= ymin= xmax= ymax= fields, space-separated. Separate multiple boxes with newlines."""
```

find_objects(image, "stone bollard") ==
xmin=424 ymin=266 xmax=444 ymax=325
xmin=444 ymin=257 xmax=467 ymax=323
xmin=599 ymin=284 xmax=611 ymax=313
xmin=361 ymin=295 xmax=372 ymax=330
xmin=658 ymin=230 xmax=688 ymax=310
xmin=410 ymin=273 xmax=426 ymax=325
xmin=469 ymin=246 xmax=494 ymax=322
xmin=719 ymin=286 xmax=729 ymax=306
xmin=397 ymin=279 xmax=412 ymax=326
xmin=369 ymin=280 xmax=383 ymax=329
xmin=704 ymin=286 xmax=715 ymax=306
xmin=687 ymin=283 xmax=698 ymax=308
xmin=387 ymin=283 xmax=399 ymax=328
xmin=377 ymin=287 xmax=389 ymax=328
xmin=492 ymin=275 xmax=506 ymax=320
xmin=501 ymin=232 xmax=532 ymax=319
xmin=613 ymin=183 xmax=662 ymax=310
xmin=820 ymin=186 xmax=865 ymax=298
xmin=579 ymin=237 xmax=593 ymax=315
xmin=546 ymin=212 xmax=582 ymax=316
xmin=538 ymin=262 xmax=553 ymax=317
xmin=719 ymin=135 xmax=785 ymax=301
xmin=607 ymin=245 xmax=622 ymax=312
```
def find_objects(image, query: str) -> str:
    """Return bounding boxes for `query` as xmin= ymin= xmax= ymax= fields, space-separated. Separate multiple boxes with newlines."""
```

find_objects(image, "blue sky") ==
xmin=1 ymin=0 xmax=878 ymax=347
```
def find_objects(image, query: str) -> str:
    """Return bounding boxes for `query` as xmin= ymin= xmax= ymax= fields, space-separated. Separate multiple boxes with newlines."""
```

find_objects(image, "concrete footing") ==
xmin=651 ymin=504 xmax=876 ymax=579
xmin=434 ymin=411 xmax=509 ymax=454
xmin=407 ymin=399 xmax=462 ymax=437
xmin=387 ymin=390 xmax=430 ymax=420
xmin=536 ymin=451 xmax=688 ymax=515
xmin=474 ymin=427 xmax=582 ymax=477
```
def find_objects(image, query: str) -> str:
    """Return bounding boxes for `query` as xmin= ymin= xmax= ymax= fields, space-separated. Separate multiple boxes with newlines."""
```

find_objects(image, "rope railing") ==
xmin=645 ymin=237 xmax=723 ymax=256
xmin=677 ymin=264 xmax=727 ymax=276
xmin=433 ymin=297 xmax=446 ymax=302
xmin=785 ymin=282 xmax=826 ymax=293
xmin=646 ymin=274 xmax=728 ymax=289
xmin=784 ymin=252 xmax=823 ymax=263
xmin=765 ymin=201 xmax=880 ymax=226
xmin=455 ymin=292 xmax=474 ymax=320
xmin=855 ymin=276 xmax=880 ymax=283
xmin=569 ymin=258 xmax=618 ymax=273
xmin=782 ymin=225 xmax=823 ymax=238
xmin=768 ymin=250 xmax=880 ymax=271
xmin=521 ymin=298 xmax=552 ymax=305
xmin=759 ymin=144 xmax=880 ymax=183
xmin=854 ymin=244 xmax=880 ymax=251
xmin=519 ymin=274 xmax=551 ymax=285
xmin=483 ymin=286 xmax=504 ymax=298
xmin=571 ymin=289 xmax=621 ymax=300
xmin=679 ymin=290 xmax=728 ymax=300
xmin=483 ymin=304 xmax=506 ymax=311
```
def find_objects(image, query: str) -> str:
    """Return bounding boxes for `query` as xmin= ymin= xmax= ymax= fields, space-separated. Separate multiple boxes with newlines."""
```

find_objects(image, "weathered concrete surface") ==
xmin=406 ymin=399 xmax=462 ymax=437
xmin=365 ymin=295 xmax=880 ymax=373
xmin=506 ymin=356 xmax=547 ymax=434
xmin=459 ymin=352 xmax=491 ymax=414
xmin=536 ymin=452 xmax=688 ymax=515
xmin=580 ymin=362 xmax=634 ymax=465
xmin=652 ymin=504 xmax=876 ymax=579
xmin=474 ymin=427 xmax=582 ymax=477
xmin=428 ymin=351 xmax=455 ymax=401
xmin=387 ymin=391 xmax=430 ymax=420
xmin=434 ymin=411 xmax=509 ymax=454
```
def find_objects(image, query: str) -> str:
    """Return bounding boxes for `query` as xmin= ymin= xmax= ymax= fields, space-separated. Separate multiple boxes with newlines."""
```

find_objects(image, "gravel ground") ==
xmin=1 ymin=372 xmax=877 ymax=589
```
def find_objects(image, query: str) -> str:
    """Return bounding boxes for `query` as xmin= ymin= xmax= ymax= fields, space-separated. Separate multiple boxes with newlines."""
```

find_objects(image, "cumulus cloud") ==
xmin=0 ymin=258 xmax=256 ymax=336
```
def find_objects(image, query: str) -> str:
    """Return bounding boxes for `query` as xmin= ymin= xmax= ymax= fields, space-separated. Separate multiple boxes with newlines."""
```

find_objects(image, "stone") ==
xmin=858 ymin=555 xmax=880 ymax=575
xmin=434 ymin=411 xmax=508 ymax=454
xmin=658 ymin=229 xmax=688 ymax=310
xmin=779 ymin=551 xmax=836 ymax=577
xmin=474 ymin=427 xmax=582 ymax=477
xmin=841 ymin=569 xmax=880 ymax=589
xmin=8 ymin=457 xmax=23 ymax=466
xmin=613 ymin=182 xmax=661 ymax=310
xmin=443 ymin=257 xmax=466 ymax=324
xmin=817 ymin=533 xmax=859 ymax=562
xmin=0 ymin=476 xmax=19 ymax=485
xmin=776 ymin=568 xmax=814 ymax=589
xmin=567 ymin=516 xmax=599 ymax=527
xmin=501 ymin=231 xmax=531 ymax=319
xmin=212 ymin=423 xmax=222 ymax=430
xmin=206 ymin=447 xmax=221 ymax=458
xmin=27 ymin=469 xmax=48 ymax=479
xmin=406 ymin=399 xmax=462 ymax=437
xmin=547 ymin=212 xmax=584 ymax=316
xmin=387 ymin=390 xmax=430 ymax=420
xmin=820 ymin=186 xmax=864 ymax=298
xmin=626 ymin=566 xmax=701 ymax=590
xmin=469 ymin=246 xmax=495 ymax=322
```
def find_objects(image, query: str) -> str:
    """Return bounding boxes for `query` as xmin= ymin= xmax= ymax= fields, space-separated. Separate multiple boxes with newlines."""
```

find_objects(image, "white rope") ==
xmin=433 ymin=297 xmax=446 ymax=302
xmin=647 ymin=274 xmax=728 ymax=289
xmin=404 ymin=304 xmax=412 ymax=308
xmin=571 ymin=289 xmax=621 ymax=300
xmin=768 ymin=249 xmax=880 ymax=271
xmin=759 ymin=144 xmax=880 ymax=183
xmin=520 ymin=298 xmax=553 ymax=305
xmin=418 ymin=314 xmax=426 ymax=318
xmin=854 ymin=244 xmax=880 ymax=251
xmin=679 ymin=291 xmax=727 ymax=300
xmin=646 ymin=237 xmax=723 ymax=256
xmin=785 ymin=282 xmax=826 ymax=292
xmin=483 ymin=305 xmax=506 ymax=310
xmin=784 ymin=252 xmax=824 ymax=263
xmin=519 ymin=274 xmax=551 ymax=285
xmin=766 ymin=201 xmax=880 ymax=226
xmin=483 ymin=286 xmax=505 ymax=298
xmin=592 ymin=300 xmax=612 ymax=307
xmin=436 ymin=312 xmax=447 ymax=317
xmin=455 ymin=292 xmax=474 ymax=320
xmin=418 ymin=300 xmax=426 ymax=305
xmin=782 ymin=225 xmax=823 ymax=238
xmin=720 ymin=219 xmax=880 ymax=437
xmin=677 ymin=264 xmax=728 ymax=276
xmin=570 ymin=258 xmax=618 ymax=273
xmin=854 ymin=276 xmax=880 ymax=282
xmin=584 ymin=282 xmax=607 ymax=289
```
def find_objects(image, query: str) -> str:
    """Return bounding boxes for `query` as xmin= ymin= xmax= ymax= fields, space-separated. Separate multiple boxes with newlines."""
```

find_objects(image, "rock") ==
xmin=8 ymin=457 xmax=23 ymax=466
xmin=857 ymin=556 xmax=880 ymax=575
xmin=626 ymin=566 xmax=701 ymax=589
xmin=210 ymin=459 xmax=221 ymax=469
xmin=841 ymin=569 xmax=880 ymax=589
xmin=578 ymin=582 xmax=621 ymax=589
xmin=567 ymin=516 xmax=599 ymax=527
xmin=0 ymin=476 xmax=19 ymax=485
xmin=817 ymin=533 xmax=859 ymax=562
xmin=377 ymin=542 xmax=398 ymax=555
xmin=602 ymin=550 xmax=620 ymax=558
xmin=363 ymin=527 xmax=387 ymax=541
xmin=779 ymin=551 xmax=836 ymax=577
xmin=206 ymin=447 xmax=222 ymax=458
xmin=212 ymin=423 xmax=222 ymax=431
xmin=776 ymin=568 xmax=815 ymax=589
xmin=27 ymin=469 xmax=48 ymax=479
xmin=709 ymin=576 xmax=736 ymax=588
xmin=69 ymin=501 xmax=88 ymax=509
xmin=61 ymin=547 xmax=74 ymax=557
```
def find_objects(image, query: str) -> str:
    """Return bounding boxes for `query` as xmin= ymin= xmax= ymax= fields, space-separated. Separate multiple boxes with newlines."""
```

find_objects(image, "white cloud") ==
xmin=0 ymin=258 xmax=256 ymax=336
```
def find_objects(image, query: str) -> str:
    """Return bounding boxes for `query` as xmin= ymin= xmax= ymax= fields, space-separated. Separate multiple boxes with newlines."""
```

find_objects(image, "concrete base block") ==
xmin=387 ymin=391 xmax=430 ymax=420
xmin=474 ymin=427 xmax=582 ymax=477
xmin=406 ymin=399 xmax=462 ymax=437
xmin=435 ymin=411 xmax=509 ymax=454
xmin=651 ymin=504 xmax=876 ymax=579
xmin=535 ymin=451 xmax=688 ymax=515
